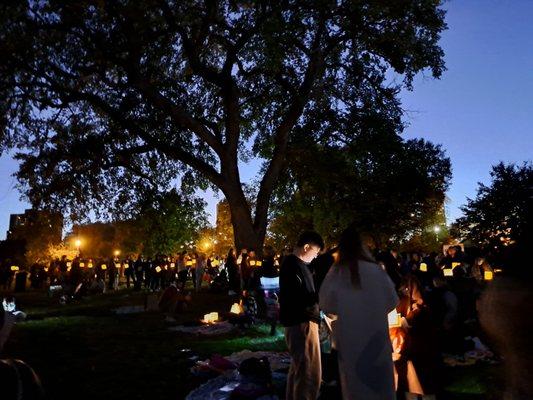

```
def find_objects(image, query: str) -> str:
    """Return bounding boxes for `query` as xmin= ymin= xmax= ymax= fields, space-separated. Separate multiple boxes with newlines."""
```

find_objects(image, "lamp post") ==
xmin=433 ymin=226 xmax=441 ymax=243
xmin=75 ymin=239 xmax=81 ymax=256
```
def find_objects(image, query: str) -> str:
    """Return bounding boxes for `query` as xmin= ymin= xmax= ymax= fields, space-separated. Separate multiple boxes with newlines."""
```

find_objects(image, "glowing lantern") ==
xmin=80 ymin=262 xmax=85 ymax=268
xmin=164 ymin=265 xmax=168 ymax=270
xmin=230 ymin=303 xmax=243 ymax=314
xmin=419 ymin=263 xmax=428 ymax=272
xmin=115 ymin=263 xmax=121 ymax=269
xmin=494 ymin=268 xmax=502 ymax=273
xmin=192 ymin=259 xmax=197 ymax=265
xmin=170 ymin=263 xmax=175 ymax=269
xmin=185 ymin=260 xmax=193 ymax=267
xmin=250 ymin=260 xmax=256 ymax=266
xmin=101 ymin=264 xmax=107 ymax=270
xmin=202 ymin=312 xmax=219 ymax=324
xmin=155 ymin=266 xmax=162 ymax=273
xmin=211 ymin=259 xmax=219 ymax=267
xmin=88 ymin=262 xmax=94 ymax=269
xmin=124 ymin=264 xmax=129 ymax=269
xmin=67 ymin=261 xmax=72 ymax=267
xmin=443 ymin=268 xmax=453 ymax=277
xmin=484 ymin=271 xmax=494 ymax=281
xmin=10 ymin=266 xmax=19 ymax=272
xmin=44 ymin=267 xmax=49 ymax=272
xmin=388 ymin=310 xmax=401 ymax=328
xmin=256 ymin=261 xmax=262 ymax=267
xmin=451 ymin=262 xmax=461 ymax=270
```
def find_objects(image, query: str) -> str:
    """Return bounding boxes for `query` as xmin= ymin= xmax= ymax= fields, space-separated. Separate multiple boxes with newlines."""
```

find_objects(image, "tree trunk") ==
xmin=223 ymin=185 xmax=265 ymax=253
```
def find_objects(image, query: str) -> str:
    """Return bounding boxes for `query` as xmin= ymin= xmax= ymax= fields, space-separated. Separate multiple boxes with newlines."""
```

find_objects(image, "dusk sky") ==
xmin=0 ymin=0 xmax=532 ymax=240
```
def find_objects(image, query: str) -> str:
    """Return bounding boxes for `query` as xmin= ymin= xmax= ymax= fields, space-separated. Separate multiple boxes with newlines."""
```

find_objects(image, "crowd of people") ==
xmin=0 ymin=232 xmax=500 ymax=400
xmin=278 ymin=229 xmax=497 ymax=400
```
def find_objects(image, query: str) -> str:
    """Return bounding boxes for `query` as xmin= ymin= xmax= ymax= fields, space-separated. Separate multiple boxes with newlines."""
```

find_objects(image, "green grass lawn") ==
xmin=1 ymin=288 xmax=503 ymax=400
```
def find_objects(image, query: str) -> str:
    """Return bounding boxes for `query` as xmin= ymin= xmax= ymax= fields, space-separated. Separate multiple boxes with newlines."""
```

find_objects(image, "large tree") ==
xmin=0 ymin=0 xmax=446 ymax=250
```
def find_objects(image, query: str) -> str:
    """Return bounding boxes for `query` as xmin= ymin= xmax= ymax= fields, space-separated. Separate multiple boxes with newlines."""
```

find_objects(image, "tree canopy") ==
xmin=0 ymin=0 xmax=447 ymax=250
xmin=269 ymin=131 xmax=451 ymax=248
xmin=452 ymin=162 xmax=532 ymax=253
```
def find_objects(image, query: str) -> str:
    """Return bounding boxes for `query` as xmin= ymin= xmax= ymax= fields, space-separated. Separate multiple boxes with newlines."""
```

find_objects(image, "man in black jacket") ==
xmin=280 ymin=231 xmax=324 ymax=400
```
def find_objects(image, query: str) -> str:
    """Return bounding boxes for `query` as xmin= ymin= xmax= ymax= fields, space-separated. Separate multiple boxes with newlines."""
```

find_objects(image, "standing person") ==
xmin=226 ymin=248 xmax=240 ymax=295
xmin=195 ymin=253 xmax=206 ymax=292
xmin=280 ymin=231 xmax=324 ymax=400
xmin=319 ymin=225 xmax=398 ymax=400
xmin=133 ymin=255 xmax=144 ymax=291
xmin=124 ymin=255 xmax=135 ymax=289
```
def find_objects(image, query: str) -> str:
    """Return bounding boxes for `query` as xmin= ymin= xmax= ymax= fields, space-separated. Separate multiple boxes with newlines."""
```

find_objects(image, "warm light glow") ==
xmin=170 ymin=263 xmax=175 ymax=268
xmin=75 ymin=239 xmax=81 ymax=247
xmin=230 ymin=303 xmax=243 ymax=314
xmin=484 ymin=271 xmax=494 ymax=281
xmin=101 ymin=264 xmax=107 ymax=270
xmin=419 ymin=263 xmax=427 ymax=272
xmin=443 ymin=268 xmax=453 ymax=277
xmin=451 ymin=262 xmax=461 ymax=270
xmin=185 ymin=260 xmax=193 ymax=267
xmin=202 ymin=241 xmax=211 ymax=251
xmin=88 ymin=262 xmax=93 ymax=269
xmin=250 ymin=260 xmax=256 ymax=266
xmin=67 ymin=261 xmax=72 ymax=267
xmin=114 ymin=250 xmax=120 ymax=256
xmin=433 ymin=226 xmax=441 ymax=233
xmin=124 ymin=264 xmax=129 ymax=269
xmin=115 ymin=263 xmax=121 ymax=269
xmin=256 ymin=261 xmax=262 ymax=267
xmin=155 ymin=266 xmax=162 ymax=273
xmin=80 ymin=262 xmax=85 ymax=268
xmin=10 ymin=266 xmax=19 ymax=271
xmin=202 ymin=312 xmax=219 ymax=324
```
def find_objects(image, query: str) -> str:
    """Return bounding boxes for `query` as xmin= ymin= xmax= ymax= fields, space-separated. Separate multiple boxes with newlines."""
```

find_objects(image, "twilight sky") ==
xmin=0 ymin=0 xmax=532 ymax=240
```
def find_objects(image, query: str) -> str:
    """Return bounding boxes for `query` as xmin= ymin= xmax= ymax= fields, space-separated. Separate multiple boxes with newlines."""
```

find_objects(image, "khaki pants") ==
xmin=285 ymin=321 xmax=321 ymax=400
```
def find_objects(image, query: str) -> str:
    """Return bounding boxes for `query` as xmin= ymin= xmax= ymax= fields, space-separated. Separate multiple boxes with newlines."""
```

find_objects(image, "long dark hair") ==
xmin=337 ymin=225 xmax=375 ymax=288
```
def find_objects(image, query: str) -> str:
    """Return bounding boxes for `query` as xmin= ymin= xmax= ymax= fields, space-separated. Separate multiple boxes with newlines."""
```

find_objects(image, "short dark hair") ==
xmin=296 ymin=231 xmax=324 ymax=250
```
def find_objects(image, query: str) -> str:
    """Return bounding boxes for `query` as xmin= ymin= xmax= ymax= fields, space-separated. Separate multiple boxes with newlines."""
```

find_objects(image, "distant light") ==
xmin=433 ymin=226 xmax=441 ymax=233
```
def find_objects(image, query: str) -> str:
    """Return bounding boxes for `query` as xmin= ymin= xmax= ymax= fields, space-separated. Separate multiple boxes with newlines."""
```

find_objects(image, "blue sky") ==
xmin=1 ymin=0 xmax=532 ymax=239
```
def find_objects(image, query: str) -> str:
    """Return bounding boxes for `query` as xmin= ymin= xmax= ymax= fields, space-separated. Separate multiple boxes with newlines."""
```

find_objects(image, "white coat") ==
xmin=319 ymin=260 xmax=398 ymax=400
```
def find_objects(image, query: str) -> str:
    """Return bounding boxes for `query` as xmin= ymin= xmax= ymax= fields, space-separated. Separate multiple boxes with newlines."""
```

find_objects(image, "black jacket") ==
xmin=279 ymin=254 xmax=320 ymax=326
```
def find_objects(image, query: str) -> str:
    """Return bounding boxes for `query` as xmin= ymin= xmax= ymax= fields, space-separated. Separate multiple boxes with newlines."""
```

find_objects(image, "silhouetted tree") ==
xmin=1 ymin=0 xmax=447 ymax=250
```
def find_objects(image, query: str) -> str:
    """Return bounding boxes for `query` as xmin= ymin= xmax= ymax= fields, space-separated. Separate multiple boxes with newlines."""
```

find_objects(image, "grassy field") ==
xmin=1 ymin=287 xmax=503 ymax=400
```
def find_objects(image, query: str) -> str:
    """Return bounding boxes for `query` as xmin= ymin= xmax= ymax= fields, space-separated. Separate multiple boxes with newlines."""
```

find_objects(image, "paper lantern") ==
xmin=256 ymin=261 xmax=262 ymax=267
xmin=101 ymin=264 xmax=107 ymax=270
xmin=80 ymin=262 xmax=85 ymax=268
xmin=419 ymin=263 xmax=427 ymax=272
xmin=67 ymin=261 xmax=72 ymax=268
xmin=443 ymin=268 xmax=453 ymax=277
xmin=249 ymin=260 xmax=256 ymax=266
xmin=124 ymin=264 xmax=129 ymax=269
xmin=155 ymin=266 xmax=162 ymax=273
xmin=170 ymin=263 xmax=175 ymax=268
xmin=164 ymin=265 xmax=168 ymax=270
xmin=484 ymin=271 xmax=494 ymax=281
xmin=185 ymin=260 xmax=193 ymax=267
xmin=451 ymin=262 xmax=461 ymax=270
xmin=202 ymin=312 xmax=219 ymax=324
xmin=88 ymin=262 xmax=94 ymax=269
xmin=388 ymin=310 xmax=401 ymax=328
xmin=10 ymin=266 xmax=19 ymax=272
xmin=44 ymin=267 xmax=49 ymax=272
xmin=230 ymin=303 xmax=243 ymax=314
xmin=192 ymin=259 xmax=197 ymax=265
xmin=115 ymin=263 xmax=121 ymax=269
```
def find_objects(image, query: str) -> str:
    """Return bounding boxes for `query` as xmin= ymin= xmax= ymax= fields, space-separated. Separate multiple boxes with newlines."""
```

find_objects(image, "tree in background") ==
xmin=269 ymin=132 xmax=451 ymax=249
xmin=137 ymin=189 xmax=208 ymax=256
xmin=1 ymin=1 xmax=447 ymax=251
xmin=452 ymin=162 xmax=532 ymax=259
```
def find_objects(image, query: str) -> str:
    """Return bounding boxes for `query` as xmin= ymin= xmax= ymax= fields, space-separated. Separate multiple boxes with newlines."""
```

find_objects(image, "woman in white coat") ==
xmin=319 ymin=226 xmax=399 ymax=400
